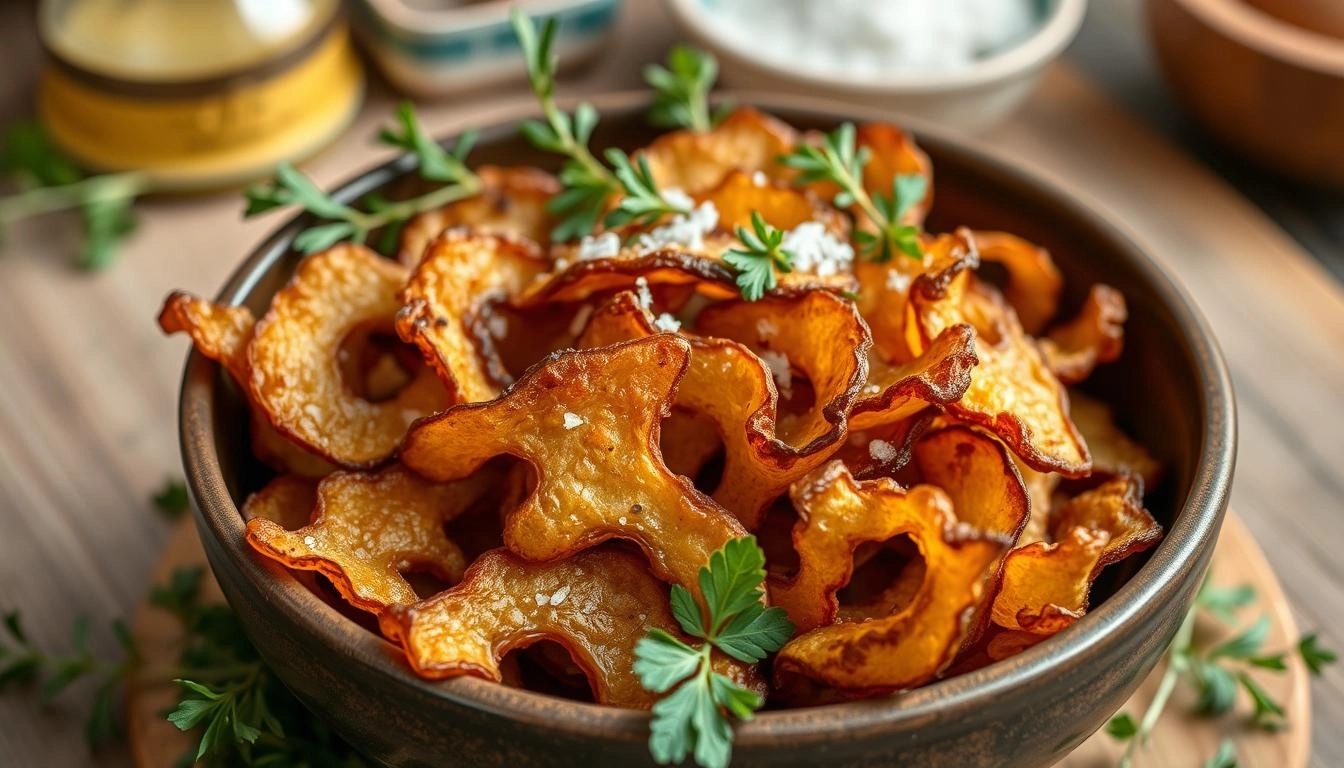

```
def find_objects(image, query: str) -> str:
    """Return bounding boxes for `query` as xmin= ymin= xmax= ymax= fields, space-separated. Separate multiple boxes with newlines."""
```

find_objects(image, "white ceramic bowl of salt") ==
xmin=664 ymin=0 xmax=1086 ymax=132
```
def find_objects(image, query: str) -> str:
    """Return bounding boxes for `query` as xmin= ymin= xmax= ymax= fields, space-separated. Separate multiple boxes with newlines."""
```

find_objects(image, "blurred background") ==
xmin=0 ymin=0 xmax=1341 ymax=766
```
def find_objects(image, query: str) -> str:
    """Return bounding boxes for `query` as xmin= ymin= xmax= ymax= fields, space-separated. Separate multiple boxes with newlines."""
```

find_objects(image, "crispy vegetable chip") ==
xmin=241 ymin=474 xmax=318 ymax=530
xmin=1040 ymin=284 xmax=1127 ymax=384
xmin=908 ymin=269 xmax=1091 ymax=476
xmin=972 ymin=231 xmax=1062 ymax=334
xmin=641 ymin=107 xmax=798 ymax=195
xmin=246 ymin=464 xmax=489 ymax=635
xmin=990 ymin=526 xmax=1108 ymax=634
xmin=247 ymin=244 xmax=451 ymax=467
xmin=1068 ymin=391 xmax=1162 ymax=487
xmin=158 ymin=291 xmax=338 ymax=477
xmin=660 ymin=409 xmax=722 ymax=480
xmin=850 ymin=324 xmax=977 ymax=431
xmin=397 ymin=231 xmax=551 ymax=403
xmin=393 ymin=547 xmax=763 ymax=708
xmin=1015 ymin=459 xmax=1060 ymax=546
xmin=398 ymin=166 xmax=560 ymax=266
xmin=911 ymin=424 xmax=1030 ymax=540
xmin=1051 ymin=474 xmax=1162 ymax=571
xmin=772 ymin=462 xmax=1007 ymax=693
xmin=399 ymin=336 xmax=748 ymax=595
xmin=854 ymin=230 xmax=976 ymax=364
xmin=517 ymin=248 xmax=741 ymax=307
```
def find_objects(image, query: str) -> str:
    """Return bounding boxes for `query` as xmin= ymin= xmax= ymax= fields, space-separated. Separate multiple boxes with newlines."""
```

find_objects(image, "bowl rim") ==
xmin=1158 ymin=0 xmax=1344 ymax=74
xmin=662 ymin=0 xmax=1088 ymax=93
xmin=179 ymin=89 xmax=1235 ymax=746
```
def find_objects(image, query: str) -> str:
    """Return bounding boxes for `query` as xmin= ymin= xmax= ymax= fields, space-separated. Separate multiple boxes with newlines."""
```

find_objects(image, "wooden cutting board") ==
xmin=126 ymin=515 xmax=1308 ymax=768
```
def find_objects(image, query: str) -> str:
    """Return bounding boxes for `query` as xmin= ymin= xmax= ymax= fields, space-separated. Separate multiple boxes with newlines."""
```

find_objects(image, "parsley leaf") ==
xmin=779 ymin=123 xmax=924 ymax=263
xmin=1196 ymin=578 xmax=1256 ymax=625
xmin=644 ymin=45 xmax=723 ymax=133
xmin=634 ymin=536 xmax=793 ymax=768
xmin=1202 ymin=739 xmax=1239 ymax=768
xmin=1298 ymin=634 xmax=1337 ymax=676
xmin=1105 ymin=712 xmax=1137 ymax=740
xmin=723 ymin=211 xmax=794 ymax=301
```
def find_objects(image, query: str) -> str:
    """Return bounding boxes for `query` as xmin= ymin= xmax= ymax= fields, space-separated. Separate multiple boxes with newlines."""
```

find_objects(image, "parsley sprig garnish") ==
xmin=0 ymin=121 xmax=148 ymax=270
xmin=722 ymin=211 xmax=794 ymax=301
xmin=245 ymin=102 xmax=482 ymax=255
xmin=1107 ymin=574 xmax=1337 ymax=767
xmin=153 ymin=478 xmax=190 ymax=520
xmin=634 ymin=537 xmax=794 ymax=768
xmin=644 ymin=45 xmax=726 ymax=133
xmin=779 ymin=123 xmax=927 ymax=263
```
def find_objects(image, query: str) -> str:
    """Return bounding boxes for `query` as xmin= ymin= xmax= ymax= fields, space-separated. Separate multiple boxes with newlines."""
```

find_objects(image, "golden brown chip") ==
xmin=641 ymin=107 xmax=798 ymax=195
xmin=854 ymin=230 xmax=976 ymax=364
xmin=246 ymin=244 xmax=451 ymax=468
xmin=990 ymin=526 xmax=1108 ymax=634
xmin=908 ymin=269 xmax=1091 ymax=477
xmin=516 ymin=249 xmax=741 ymax=307
xmin=1051 ymin=474 xmax=1162 ymax=572
xmin=850 ymin=324 xmax=977 ymax=431
xmin=398 ymin=166 xmax=561 ymax=266
xmin=397 ymin=231 xmax=551 ymax=404
xmin=1014 ymin=458 xmax=1060 ymax=546
xmin=241 ymin=474 xmax=318 ymax=531
xmin=158 ymin=291 xmax=338 ymax=477
xmin=393 ymin=547 xmax=763 ymax=708
xmin=660 ymin=409 xmax=723 ymax=480
xmin=771 ymin=462 xmax=1007 ymax=693
xmin=1039 ymin=284 xmax=1127 ymax=384
xmin=911 ymin=424 xmax=1030 ymax=540
xmin=833 ymin=414 xmax=932 ymax=479
xmin=972 ymin=231 xmax=1063 ymax=335
xmin=1068 ymin=390 xmax=1163 ymax=487
xmin=399 ymin=335 xmax=748 ymax=596
xmin=245 ymin=464 xmax=488 ymax=636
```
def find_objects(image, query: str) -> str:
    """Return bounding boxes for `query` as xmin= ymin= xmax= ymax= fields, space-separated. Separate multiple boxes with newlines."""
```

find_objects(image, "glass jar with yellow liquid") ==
xmin=38 ymin=0 xmax=365 ymax=189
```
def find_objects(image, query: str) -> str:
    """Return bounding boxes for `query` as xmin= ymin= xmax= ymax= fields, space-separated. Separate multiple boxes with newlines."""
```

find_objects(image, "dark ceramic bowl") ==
xmin=177 ymin=92 xmax=1235 ymax=767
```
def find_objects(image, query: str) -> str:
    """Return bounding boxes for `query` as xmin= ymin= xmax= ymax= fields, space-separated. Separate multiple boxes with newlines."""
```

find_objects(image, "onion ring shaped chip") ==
xmin=908 ymin=270 xmax=1091 ymax=476
xmin=398 ymin=166 xmax=560 ymax=267
xmin=1039 ymin=284 xmax=1127 ymax=384
xmin=393 ymin=547 xmax=764 ymax=708
xmin=771 ymin=462 xmax=1007 ymax=693
xmin=247 ymin=244 xmax=451 ymax=468
xmin=399 ymin=335 xmax=749 ymax=597
xmin=990 ymin=526 xmax=1109 ymax=635
xmin=245 ymin=464 xmax=489 ymax=635
xmin=397 ymin=231 xmax=551 ymax=403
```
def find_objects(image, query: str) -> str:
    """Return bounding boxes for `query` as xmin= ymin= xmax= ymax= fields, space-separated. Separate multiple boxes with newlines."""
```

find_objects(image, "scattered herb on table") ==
xmin=244 ymin=102 xmax=483 ymax=256
xmin=0 ymin=121 xmax=148 ymax=270
xmin=723 ymin=211 xmax=795 ymax=301
xmin=779 ymin=123 xmax=926 ymax=263
xmin=633 ymin=536 xmax=794 ymax=768
xmin=152 ymin=478 xmax=190 ymax=520
xmin=1107 ymin=574 xmax=1337 ymax=768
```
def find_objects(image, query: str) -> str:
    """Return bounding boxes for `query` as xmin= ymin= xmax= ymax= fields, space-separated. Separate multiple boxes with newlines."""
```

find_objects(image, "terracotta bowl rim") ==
xmin=1157 ymin=0 xmax=1344 ymax=73
xmin=662 ymin=0 xmax=1088 ymax=94
xmin=179 ymin=90 xmax=1235 ymax=745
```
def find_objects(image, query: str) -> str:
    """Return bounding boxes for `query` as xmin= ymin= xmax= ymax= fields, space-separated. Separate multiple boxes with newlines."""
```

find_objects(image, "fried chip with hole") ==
xmin=990 ymin=526 xmax=1109 ymax=635
xmin=660 ymin=409 xmax=723 ymax=480
xmin=246 ymin=464 xmax=489 ymax=636
xmin=972 ymin=231 xmax=1063 ymax=334
xmin=771 ymin=462 xmax=1007 ymax=693
xmin=398 ymin=166 xmax=560 ymax=266
xmin=908 ymin=268 xmax=1091 ymax=476
xmin=393 ymin=547 xmax=763 ymax=708
xmin=641 ymin=107 xmax=798 ymax=195
xmin=158 ymin=292 xmax=339 ymax=477
xmin=1068 ymin=391 xmax=1162 ymax=487
xmin=854 ymin=230 xmax=977 ymax=364
xmin=1039 ymin=284 xmax=1127 ymax=384
xmin=1051 ymin=474 xmax=1162 ymax=570
xmin=246 ymin=244 xmax=451 ymax=468
xmin=397 ymin=231 xmax=551 ymax=404
xmin=399 ymin=336 xmax=748 ymax=595
xmin=911 ymin=424 xmax=1030 ymax=541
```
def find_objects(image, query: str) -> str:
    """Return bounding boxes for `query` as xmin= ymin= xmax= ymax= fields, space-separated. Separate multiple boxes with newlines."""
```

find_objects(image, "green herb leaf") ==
xmin=604 ymin=148 xmax=691 ymax=229
xmin=1247 ymin=654 xmax=1287 ymax=671
xmin=1196 ymin=579 xmax=1256 ymax=624
xmin=723 ymin=211 xmax=794 ymax=301
xmin=152 ymin=479 xmax=190 ymax=519
xmin=1298 ymin=634 xmax=1337 ymax=676
xmin=1236 ymin=672 xmax=1286 ymax=730
xmin=644 ymin=45 xmax=720 ymax=132
xmin=1210 ymin=616 xmax=1270 ymax=661
xmin=378 ymin=102 xmax=479 ymax=184
xmin=1191 ymin=659 xmax=1238 ymax=716
xmin=635 ymin=537 xmax=793 ymax=768
xmin=1202 ymin=739 xmax=1239 ymax=768
xmin=1105 ymin=712 xmax=1138 ymax=740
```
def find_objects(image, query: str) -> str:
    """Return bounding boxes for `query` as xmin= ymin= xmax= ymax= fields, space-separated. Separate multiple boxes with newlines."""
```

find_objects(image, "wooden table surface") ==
xmin=1 ymin=1 xmax=1341 ymax=766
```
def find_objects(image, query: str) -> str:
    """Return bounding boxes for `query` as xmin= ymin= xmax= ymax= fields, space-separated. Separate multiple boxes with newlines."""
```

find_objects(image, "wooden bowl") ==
xmin=1147 ymin=0 xmax=1344 ymax=186
xmin=176 ymin=92 xmax=1236 ymax=767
